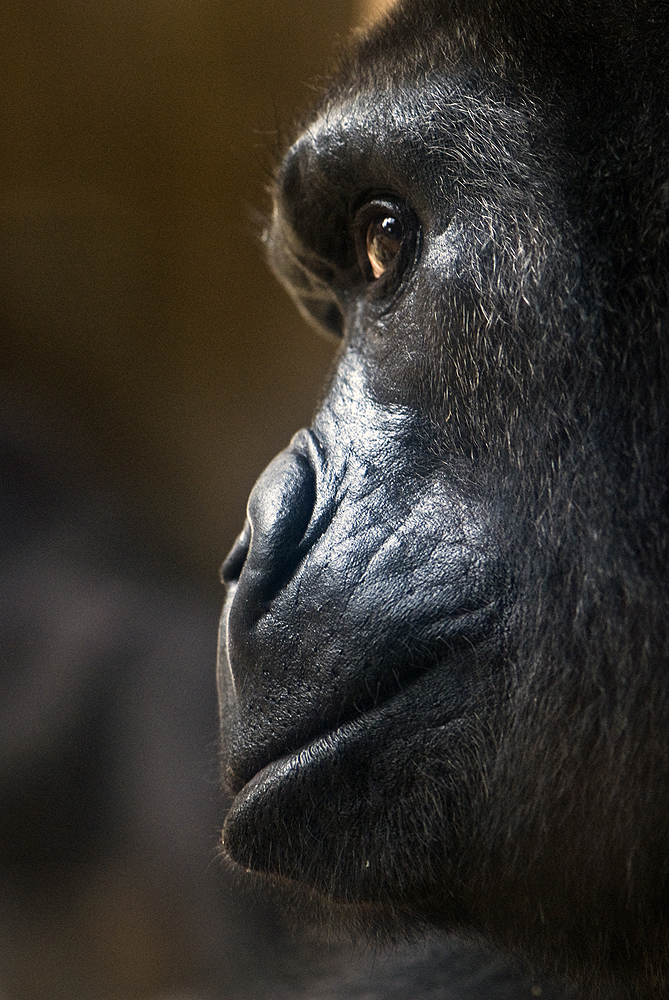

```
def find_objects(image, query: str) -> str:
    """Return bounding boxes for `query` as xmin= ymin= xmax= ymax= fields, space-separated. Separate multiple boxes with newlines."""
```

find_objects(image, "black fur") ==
xmin=219 ymin=1 xmax=669 ymax=996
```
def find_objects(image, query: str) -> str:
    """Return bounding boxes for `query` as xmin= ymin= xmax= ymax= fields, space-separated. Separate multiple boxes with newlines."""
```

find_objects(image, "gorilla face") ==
xmin=220 ymin=363 xmax=508 ymax=913
xmin=219 ymin=0 xmax=669 ymax=991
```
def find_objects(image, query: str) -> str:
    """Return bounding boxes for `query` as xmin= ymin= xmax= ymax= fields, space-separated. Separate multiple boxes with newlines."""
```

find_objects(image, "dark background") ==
xmin=0 ymin=0 xmax=363 ymax=579
xmin=0 ymin=2 xmax=375 ymax=997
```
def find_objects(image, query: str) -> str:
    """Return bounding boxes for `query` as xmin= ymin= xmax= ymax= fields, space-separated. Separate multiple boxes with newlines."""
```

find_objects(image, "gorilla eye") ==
xmin=353 ymin=197 xmax=418 ymax=293
xmin=366 ymin=214 xmax=404 ymax=279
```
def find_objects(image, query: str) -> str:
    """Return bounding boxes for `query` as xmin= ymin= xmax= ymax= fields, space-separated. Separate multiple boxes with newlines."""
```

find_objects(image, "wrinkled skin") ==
xmin=221 ymin=353 xmax=509 ymax=916
xmin=219 ymin=0 xmax=669 ymax=995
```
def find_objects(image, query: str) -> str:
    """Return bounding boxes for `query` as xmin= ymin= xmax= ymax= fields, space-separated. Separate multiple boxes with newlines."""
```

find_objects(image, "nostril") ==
xmin=221 ymin=520 xmax=252 ymax=585
xmin=246 ymin=449 xmax=316 ymax=571
xmin=221 ymin=438 xmax=319 ymax=595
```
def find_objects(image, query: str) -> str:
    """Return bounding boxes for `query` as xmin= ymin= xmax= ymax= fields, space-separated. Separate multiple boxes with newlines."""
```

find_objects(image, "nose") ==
xmin=220 ymin=438 xmax=317 ymax=590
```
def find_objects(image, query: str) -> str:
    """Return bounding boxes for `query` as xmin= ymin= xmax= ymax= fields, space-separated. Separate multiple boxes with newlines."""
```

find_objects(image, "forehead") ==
xmin=305 ymin=75 xmax=532 ymax=145
xmin=284 ymin=75 xmax=542 ymax=211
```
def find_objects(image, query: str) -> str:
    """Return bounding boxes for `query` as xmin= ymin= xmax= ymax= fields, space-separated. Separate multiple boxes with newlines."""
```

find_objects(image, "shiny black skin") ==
xmin=219 ymin=0 xmax=669 ymax=995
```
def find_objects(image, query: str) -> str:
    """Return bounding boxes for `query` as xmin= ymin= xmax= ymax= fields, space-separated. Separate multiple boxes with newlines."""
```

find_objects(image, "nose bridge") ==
xmin=314 ymin=348 xmax=417 ymax=470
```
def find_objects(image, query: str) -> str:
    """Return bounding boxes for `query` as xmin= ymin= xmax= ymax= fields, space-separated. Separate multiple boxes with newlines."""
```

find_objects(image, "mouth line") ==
xmin=225 ymin=618 xmax=500 ymax=798
xmin=229 ymin=704 xmax=469 ymax=821
xmin=227 ymin=659 xmax=431 ymax=796
xmin=234 ymin=716 xmax=368 ymax=802
xmin=228 ymin=656 xmax=475 ymax=800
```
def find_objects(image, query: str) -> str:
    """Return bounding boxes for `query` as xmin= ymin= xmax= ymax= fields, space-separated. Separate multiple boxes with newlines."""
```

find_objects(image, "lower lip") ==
xmin=232 ymin=716 xmax=366 ymax=806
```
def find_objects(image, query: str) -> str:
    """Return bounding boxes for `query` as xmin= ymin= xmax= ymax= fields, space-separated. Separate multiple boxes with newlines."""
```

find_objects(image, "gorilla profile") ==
xmin=218 ymin=0 xmax=669 ymax=995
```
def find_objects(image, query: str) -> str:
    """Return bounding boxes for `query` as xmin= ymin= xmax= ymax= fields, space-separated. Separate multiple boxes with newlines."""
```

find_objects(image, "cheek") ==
xmin=423 ymin=219 xmax=468 ymax=279
xmin=354 ymin=295 xmax=445 ymax=410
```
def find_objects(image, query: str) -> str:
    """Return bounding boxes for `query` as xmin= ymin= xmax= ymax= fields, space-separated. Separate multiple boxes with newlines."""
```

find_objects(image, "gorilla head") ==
xmin=218 ymin=0 xmax=669 ymax=993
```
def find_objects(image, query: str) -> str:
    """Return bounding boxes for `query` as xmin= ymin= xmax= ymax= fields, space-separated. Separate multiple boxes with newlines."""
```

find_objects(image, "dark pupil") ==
xmin=366 ymin=215 xmax=403 ymax=276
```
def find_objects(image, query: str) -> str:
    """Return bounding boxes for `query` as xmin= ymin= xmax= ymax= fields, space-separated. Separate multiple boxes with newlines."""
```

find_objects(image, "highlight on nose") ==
xmin=220 ymin=520 xmax=252 ymax=585
xmin=222 ymin=444 xmax=317 ymax=590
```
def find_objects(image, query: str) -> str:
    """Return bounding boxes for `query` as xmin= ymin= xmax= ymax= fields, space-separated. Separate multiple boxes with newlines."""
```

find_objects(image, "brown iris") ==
xmin=366 ymin=214 xmax=404 ymax=279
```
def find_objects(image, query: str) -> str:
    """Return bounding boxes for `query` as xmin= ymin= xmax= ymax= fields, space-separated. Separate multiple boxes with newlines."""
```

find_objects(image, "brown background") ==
xmin=0 ymin=0 xmax=396 ymax=580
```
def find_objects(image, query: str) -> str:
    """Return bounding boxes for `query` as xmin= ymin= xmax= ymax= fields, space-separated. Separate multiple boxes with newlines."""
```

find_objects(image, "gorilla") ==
xmin=218 ymin=0 xmax=669 ymax=995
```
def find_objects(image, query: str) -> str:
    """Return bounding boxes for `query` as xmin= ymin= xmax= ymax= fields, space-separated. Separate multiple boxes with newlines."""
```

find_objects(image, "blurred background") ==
xmin=0 ymin=1 xmax=396 ymax=997
xmin=1 ymin=0 xmax=369 ymax=578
